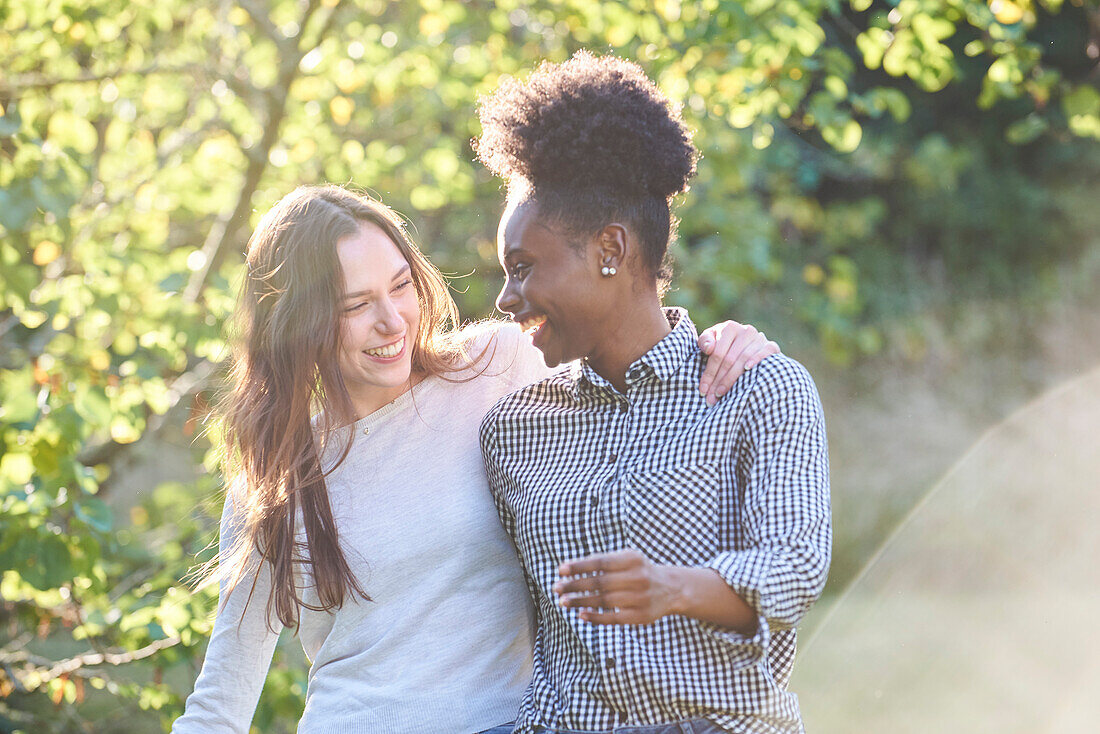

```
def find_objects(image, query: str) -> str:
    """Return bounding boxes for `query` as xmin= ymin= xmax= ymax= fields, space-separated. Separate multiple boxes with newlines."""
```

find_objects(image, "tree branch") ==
xmin=0 ymin=64 xmax=202 ymax=96
xmin=0 ymin=632 xmax=33 ymax=659
xmin=89 ymin=0 xmax=347 ymax=476
xmin=238 ymin=0 xmax=287 ymax=47
xmin=1 ymin=636 xmax=181 ymax=686
xmin=300 ymin=0 xmax=344 ymax=53
xmin=182 ymin=0 xmax=335 ymax=305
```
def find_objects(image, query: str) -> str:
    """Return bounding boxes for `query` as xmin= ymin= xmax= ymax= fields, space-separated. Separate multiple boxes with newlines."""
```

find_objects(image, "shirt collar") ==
xmin=569 ymin=307 xmax=698 ymax=399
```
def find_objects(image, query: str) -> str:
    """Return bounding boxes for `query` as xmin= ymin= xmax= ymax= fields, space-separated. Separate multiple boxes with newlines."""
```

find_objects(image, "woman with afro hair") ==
xmin=477 ymin=52 xmax=831 ymax=734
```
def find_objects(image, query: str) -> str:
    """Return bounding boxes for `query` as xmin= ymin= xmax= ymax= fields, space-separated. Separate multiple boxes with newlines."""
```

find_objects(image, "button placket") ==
xmin=608 ymin=399 xmax=634 ymax=548
xmin=613 ymin=630 xmax=650 ymax=728
xmin=590 ymin=405 xmax=619 ymax=531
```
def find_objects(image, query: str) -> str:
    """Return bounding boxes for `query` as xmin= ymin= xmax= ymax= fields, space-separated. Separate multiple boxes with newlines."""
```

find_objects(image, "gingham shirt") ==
xmin=480 ymin=308 xmax=830 ymax=734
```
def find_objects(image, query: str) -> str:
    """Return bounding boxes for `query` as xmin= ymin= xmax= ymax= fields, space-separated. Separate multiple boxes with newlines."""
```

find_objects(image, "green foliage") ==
xmin=1 ymin=0 xmax=1096 ymax=730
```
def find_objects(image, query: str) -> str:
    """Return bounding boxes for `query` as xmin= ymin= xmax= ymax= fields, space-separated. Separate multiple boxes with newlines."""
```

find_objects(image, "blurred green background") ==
xmin=1 ymin=0 xmax=1098 ymax=731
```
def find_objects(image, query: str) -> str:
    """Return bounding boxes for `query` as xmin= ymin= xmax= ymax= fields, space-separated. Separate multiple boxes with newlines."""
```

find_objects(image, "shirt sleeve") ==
xmin=705 ymin=356 xmax=832 ymax=631
xmin=171 ymin=489 xmax=282 ymax=734
xmin=481 ymin=408 xmax=547 ymax=622
xmin=479 ymin=410 xmax=515 ymax=542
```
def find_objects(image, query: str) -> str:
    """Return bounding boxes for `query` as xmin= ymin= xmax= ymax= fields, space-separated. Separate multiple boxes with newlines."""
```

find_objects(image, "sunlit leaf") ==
xmin=47 ymin=111 xmax=99 ymax=155
xmin=822 ymin=119 xmax=862 ymax=152
xmin=1005 ymin=114 xmax=1048 ymax=144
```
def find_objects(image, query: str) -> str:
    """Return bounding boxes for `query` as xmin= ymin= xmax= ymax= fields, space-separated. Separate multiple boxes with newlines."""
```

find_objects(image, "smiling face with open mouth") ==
xmin=336 ymin=221 xmax=421 ymax=416
xmin=495 ymin=199 xmax=619 ymax=368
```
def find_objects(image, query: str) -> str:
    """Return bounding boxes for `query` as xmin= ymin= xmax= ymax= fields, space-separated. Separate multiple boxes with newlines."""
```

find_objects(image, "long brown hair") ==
xmin=212 ymin=184 xmax=467 ymax=630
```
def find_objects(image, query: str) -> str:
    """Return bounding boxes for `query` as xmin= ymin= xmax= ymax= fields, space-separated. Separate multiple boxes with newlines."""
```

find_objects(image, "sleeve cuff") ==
xmin=694 ymin=611 xmax=770 ymax=668
xmin=684 ymin=550 xmax=776 ymax=667
xmin=704 ymin=549 xmax=775 ymax=624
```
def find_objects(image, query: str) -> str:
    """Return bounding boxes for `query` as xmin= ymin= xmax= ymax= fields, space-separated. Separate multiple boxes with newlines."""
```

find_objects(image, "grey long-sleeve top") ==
xmin=172 ymin=323 xmax=551 ymax=734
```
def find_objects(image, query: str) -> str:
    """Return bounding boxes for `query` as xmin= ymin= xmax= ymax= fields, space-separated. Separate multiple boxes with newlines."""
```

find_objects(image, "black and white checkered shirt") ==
xmin=480 ymin=308 xmax=831 ymax=734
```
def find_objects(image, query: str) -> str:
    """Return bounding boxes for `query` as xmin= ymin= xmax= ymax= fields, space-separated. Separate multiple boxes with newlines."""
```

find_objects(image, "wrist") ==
xmin=663 ymin=565 xmax=697 ymax=617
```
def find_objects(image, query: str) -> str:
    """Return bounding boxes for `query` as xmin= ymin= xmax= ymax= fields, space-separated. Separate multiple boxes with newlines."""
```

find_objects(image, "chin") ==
xmin=379 ymin=364 xmax=413 ymax=387
xmin=351 ymin=361 xmax=412 ymax=389
xmin=533 ymin=344 xmax=562 ymax=368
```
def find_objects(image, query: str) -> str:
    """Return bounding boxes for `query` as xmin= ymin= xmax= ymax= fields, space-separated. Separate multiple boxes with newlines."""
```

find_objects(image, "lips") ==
xmin=518 ymin=314 xmax=547 ymax=335
xmin=363 ymin=336 xmax=405 ymax=360
xmin=516 ymin=314 xmax=550 ymax=346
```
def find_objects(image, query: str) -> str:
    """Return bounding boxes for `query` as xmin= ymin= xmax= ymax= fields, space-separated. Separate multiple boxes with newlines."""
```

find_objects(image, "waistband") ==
xmin=531 ymin=719 xmax=722 ymax=734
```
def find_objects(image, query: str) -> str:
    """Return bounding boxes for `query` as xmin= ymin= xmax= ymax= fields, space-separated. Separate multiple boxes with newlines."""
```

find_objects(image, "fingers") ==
xmin=705 ymin=328 xmax=783 ymax=405
xmin=554 ymin=550 xmax=649 ymax=613
xmin=708 ymin=338 xmax=763 ymax=399
xmin=697 ymin=327 xmax=719 ymax=355
xmin=744 ymin=339 xmax=780 ymax=369
xmin=557 ymin=585 xmax=656 ymax=626
xmin=558 ymin=589 xmax=660 ymax=625
xmin=707 ymin=352 xmax=750 ymax=404
xmin=553 ymin=550 xmax=671 ymax=625
xmin=697 ymin=321 xmax=734 ymax=397
xmin=559 ymin=590 xmax=645 ymax=611
xmin=558 ymin=549 xmax=643 ymax=578
xmin=554 ymin=569 xmax=645 ymax=597
xmin=705 ymin=324 xmax=758 ymax=405
xmin=578 ymin=608 xmax=653 ymax=625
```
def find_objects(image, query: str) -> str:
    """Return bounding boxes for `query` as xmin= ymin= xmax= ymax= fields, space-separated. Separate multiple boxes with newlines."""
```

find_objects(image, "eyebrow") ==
xmin=343 ymin=264 xmax=411 ymax=300
xmin=503 ymin=217 xmax=560 ymax=260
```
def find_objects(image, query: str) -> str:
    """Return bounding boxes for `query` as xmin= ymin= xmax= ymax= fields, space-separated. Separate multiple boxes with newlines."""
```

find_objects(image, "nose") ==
xmin=496 ymin=278 xmax=520 ymax=317
xmin=375 ymin=296 xmax=404 ymax=335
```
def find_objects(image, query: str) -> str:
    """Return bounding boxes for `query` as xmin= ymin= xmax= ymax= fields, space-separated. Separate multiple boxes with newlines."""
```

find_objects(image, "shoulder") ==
xmin=734 ymin=353 xmax=824 ymax=424
xmin=455 ymin=318 xmax=510 ymax=352
xmin=743 ymin=353 xmax=818 ymax=394
xmin=479 ymin=368 xmax=575 ymax=440
xmin=454 ymin=320 xmax=547 ymax=382
xmin=446 ymin=319 xmax=507 ymax=374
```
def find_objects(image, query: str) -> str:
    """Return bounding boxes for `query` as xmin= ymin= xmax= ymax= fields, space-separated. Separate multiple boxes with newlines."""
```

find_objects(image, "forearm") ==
xmin=172 ymin=590 xmax=281 ymax=733
xmin=665 ymin=565 xmax=759 ymax=635
xmin=174 ymin=494 xmax=281 ymax=733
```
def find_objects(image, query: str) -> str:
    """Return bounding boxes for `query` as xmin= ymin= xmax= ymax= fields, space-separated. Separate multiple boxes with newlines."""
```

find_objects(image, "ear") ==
xmin=595 ymin=223 xmax=628 ymax=274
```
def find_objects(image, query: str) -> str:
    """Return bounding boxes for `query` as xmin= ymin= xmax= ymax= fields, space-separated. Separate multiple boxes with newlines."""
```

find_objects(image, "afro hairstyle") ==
xmin=474 ymin=50 xmax=698 ymax=287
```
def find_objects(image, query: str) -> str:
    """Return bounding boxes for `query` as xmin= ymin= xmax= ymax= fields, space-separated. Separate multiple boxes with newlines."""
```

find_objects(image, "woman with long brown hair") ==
xmin=171 ymin=184 xmax=778 ymax=734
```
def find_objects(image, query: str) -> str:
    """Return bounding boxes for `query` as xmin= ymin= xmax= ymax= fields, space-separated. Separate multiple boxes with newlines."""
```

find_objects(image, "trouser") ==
xmin=531 ymin=719 xmax=725 ymax=734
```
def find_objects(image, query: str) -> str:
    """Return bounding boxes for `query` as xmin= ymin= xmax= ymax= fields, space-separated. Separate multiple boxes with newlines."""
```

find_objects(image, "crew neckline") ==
xmin=353 ymin=373 xmax=442 ymax=429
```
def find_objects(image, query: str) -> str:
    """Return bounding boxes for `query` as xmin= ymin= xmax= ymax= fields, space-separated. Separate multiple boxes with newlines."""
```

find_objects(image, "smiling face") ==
xmin=336 ymin=221 xmax=420 ymax=415
xmin=495 ymin=199 xmax=618 ymax=368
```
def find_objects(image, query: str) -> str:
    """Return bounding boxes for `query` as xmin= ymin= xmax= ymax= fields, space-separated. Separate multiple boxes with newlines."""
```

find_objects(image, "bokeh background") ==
xmin=1 ymin=0 xmax=1098 ymax=731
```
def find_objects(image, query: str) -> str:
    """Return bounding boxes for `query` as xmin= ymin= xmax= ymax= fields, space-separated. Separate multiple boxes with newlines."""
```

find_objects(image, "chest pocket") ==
xmin=621 ymin=461 xmax=721 ymax=565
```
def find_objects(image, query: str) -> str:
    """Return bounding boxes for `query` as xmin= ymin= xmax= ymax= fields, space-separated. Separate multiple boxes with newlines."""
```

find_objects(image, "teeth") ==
xmin=520 ymin=316 xmax=547 ymax=334
xmin=365 ymin=337 xmax=404 ymax=358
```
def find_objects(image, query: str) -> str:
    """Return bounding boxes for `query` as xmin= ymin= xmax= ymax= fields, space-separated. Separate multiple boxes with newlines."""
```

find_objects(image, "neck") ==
xmin=586 ymin=299 xmax=670 ymax=394
xmin=347 ymin=371 xmax=424 ymax=421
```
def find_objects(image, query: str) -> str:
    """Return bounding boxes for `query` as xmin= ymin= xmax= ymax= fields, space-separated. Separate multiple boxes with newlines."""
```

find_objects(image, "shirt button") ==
xmin=606 ymin=451 xmax=617 ymax=463
xmin=589 ymin=494 xmax=599 ymax=506
xmin=605 ymin=656 xmax=616 ymax=668
xmin=362 ymin=427 xmax=370 ymax=436
xmin=617 ymin=402 xmax=629 ymax=413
